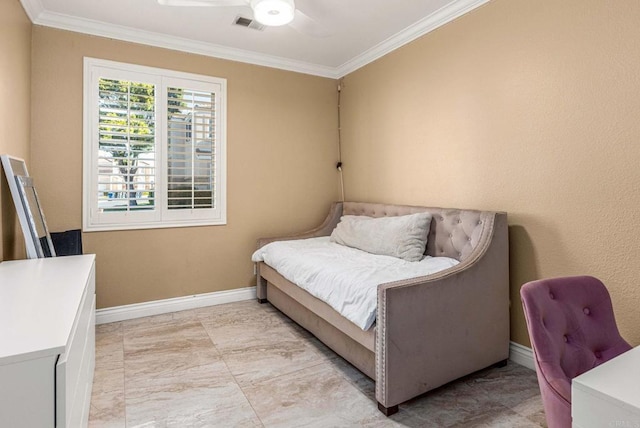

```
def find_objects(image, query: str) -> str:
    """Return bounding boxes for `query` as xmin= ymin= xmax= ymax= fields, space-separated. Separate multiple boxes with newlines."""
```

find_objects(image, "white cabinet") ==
xmin=0 ymin=255 xmax=96 ymax=428
xmin=572 ymin=346 xmax=640 ymax=428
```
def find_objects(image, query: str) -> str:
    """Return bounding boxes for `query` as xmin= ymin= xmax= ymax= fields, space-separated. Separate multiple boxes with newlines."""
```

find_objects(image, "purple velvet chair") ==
xmin=520 ymin=276 xmax=632 ymax=428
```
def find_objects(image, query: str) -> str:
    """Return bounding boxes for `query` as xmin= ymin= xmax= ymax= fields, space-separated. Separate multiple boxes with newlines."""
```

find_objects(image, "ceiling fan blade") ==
xmin=289 ymin=9 xmax=333 ymax=38
xmin=157 ymin=0 xmax=246 ymax=7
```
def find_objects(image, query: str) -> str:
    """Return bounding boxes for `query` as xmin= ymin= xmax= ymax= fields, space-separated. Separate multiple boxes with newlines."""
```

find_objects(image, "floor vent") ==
xmin=234 ymin=16 xmax=265 ymax=31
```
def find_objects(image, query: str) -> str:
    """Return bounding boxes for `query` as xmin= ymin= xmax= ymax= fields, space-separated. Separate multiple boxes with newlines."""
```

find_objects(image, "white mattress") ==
xmin=252 ymin=237 xmax=459 ymax=330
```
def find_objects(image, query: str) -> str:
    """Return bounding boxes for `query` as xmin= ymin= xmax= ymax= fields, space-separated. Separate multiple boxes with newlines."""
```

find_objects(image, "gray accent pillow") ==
xmin=330 ymin=212 xmax=432 ymax=262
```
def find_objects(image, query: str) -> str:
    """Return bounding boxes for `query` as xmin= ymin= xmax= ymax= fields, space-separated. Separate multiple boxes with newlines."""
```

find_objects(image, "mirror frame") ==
xmin=1 ymin=154 xmax=56 ymax=259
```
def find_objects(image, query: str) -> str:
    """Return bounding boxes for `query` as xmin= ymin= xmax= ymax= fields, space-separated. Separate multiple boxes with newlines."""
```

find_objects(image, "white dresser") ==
xmin=0 ymin=254 xmax=96 ymax=428
xmin=572 ymin=346 xmax=640 ymax=428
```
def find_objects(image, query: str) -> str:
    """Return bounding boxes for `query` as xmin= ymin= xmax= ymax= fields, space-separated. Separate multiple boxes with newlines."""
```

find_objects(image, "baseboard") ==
xmin=97 ymin=293 xmax=537 ymax=372
xmin=509 ymin=341 xmax=535 ymax=370
xmin=96 ymin=286 xmax=257 ymax=324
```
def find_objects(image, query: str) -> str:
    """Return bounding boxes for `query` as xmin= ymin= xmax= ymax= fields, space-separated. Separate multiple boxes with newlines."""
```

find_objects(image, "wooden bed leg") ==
xmin=493 ymin=359 xmax=508 ymax=368
xmin=257 ymin=298 xmax=268 ymax=304
xmin=377 ymin=402 xmax=398 ymax=416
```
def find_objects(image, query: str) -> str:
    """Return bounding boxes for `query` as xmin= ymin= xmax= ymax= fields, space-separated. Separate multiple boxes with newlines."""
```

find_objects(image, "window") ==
xmin=83 ymin=58 xmax=226 ymax=231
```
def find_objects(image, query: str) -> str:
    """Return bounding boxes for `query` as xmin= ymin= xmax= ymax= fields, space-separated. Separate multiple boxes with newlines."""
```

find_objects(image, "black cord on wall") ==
xmin=337 ymin=78 xmax=345 ymax=201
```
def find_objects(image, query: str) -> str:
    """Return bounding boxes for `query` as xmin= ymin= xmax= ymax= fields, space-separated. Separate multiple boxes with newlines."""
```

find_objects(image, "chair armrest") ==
xmin=256 ymin=202 xmax=343 ymax=249
xmin=255 ymin=202 xmax=343 ymax=300
xmin=375 ymin=212 xmax=509 ymax=408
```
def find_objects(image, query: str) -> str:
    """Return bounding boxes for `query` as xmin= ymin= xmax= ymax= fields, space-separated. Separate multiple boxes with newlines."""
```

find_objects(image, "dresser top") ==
xmin=0 ymin=254 xmax=95 ymax=364
xmin=572 ymin=345 xmax=640 ymax=415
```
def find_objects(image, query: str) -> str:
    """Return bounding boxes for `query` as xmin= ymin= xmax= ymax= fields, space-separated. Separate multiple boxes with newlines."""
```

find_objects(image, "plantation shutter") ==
xmin=97 ymin=78 xmax=156 ymax=212
xmin=166 ymin=87 xmax=216 ymax=210
xmin=84 ymin=58 xmax=226 ymax=231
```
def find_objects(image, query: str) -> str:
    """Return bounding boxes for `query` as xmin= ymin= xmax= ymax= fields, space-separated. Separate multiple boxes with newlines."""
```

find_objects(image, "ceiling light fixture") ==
xmin=250 ymin=0 xmax=295 ymax=27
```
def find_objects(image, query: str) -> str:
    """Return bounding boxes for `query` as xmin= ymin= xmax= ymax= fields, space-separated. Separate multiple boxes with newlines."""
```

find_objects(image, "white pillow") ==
xmin=330 ymin=212 xmax=432 ymax=262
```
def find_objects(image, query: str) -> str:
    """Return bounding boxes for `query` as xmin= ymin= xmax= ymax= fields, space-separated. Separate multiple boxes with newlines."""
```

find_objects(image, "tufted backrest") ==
xmin=342 ymin=202 xmax=496 ymax=262
xmin=520 ymin=276 xmax=631 ymax=426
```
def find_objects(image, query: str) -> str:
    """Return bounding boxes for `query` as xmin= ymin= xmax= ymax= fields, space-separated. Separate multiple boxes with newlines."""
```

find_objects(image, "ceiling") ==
xmin=20 ymin=0 xmax=489 ymax=78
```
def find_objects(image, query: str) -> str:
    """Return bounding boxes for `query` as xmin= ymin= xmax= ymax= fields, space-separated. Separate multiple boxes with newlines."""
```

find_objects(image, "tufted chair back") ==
xmin=520 ymin=276 xmax=631 ymax=428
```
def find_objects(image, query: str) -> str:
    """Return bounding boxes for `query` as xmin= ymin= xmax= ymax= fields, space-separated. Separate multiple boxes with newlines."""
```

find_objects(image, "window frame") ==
xmin=83 ymin=57 xmax=227 ymax=232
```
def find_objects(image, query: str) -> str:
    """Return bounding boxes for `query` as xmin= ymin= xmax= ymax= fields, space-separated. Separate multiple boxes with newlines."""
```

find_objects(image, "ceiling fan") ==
xmin=157 ymin=0 xmax=332 ymax=37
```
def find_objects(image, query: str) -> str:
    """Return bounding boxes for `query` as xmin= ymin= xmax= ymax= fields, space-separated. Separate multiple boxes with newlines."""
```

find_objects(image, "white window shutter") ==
xmin=83 ymin=58 xmax=226 ymax=231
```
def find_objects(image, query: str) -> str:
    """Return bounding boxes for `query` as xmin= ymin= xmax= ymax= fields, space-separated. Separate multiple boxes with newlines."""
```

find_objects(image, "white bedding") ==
xmin=252 ymin=237 xmax=459 ymax=330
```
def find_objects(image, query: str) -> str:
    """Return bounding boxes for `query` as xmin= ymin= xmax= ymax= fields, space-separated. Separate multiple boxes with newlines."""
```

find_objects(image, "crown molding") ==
xmin=19 ymin=0 xmax=44 ymax=22
xmin=20 ymin=0 xmax=489 ymax=79
xmin=335 ymin=0 xmax=491 ymax=77
xmin=28 ymin=8 xmax=339 ymax=78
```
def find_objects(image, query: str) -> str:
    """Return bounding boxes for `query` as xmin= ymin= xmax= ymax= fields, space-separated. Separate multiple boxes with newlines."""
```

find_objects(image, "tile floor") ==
xmin=89 ymin=300 xmax=547 ymax=427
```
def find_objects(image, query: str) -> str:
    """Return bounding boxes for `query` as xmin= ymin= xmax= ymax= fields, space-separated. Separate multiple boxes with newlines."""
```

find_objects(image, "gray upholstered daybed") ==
xmin=254 ymin=201 xmax=509 ymax=415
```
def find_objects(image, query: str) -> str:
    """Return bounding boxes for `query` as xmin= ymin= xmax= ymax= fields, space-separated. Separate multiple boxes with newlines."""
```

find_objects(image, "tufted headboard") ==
xmin=341 ymin=202 xmax=500 ymax=262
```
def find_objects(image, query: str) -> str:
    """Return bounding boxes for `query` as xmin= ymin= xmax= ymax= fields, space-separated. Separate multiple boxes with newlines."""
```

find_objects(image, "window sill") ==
xmin=82 ymin=218 xmax=227 ymax=232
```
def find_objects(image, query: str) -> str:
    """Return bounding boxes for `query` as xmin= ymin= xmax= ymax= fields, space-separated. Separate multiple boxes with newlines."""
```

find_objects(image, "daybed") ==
xmin=254 ymin=201 xmax=509 ymax=415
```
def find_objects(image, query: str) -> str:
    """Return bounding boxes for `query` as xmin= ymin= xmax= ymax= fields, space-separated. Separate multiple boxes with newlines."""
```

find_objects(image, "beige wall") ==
xmin=17 ymin=0 xmax=640 ymax=346
xmin=0 ymin=0 xmax=31 ymax=262
xmin=341 ymin=0 xmax=640 ymax=347
xmin=30 ymin=27 xmax=339 ymax=308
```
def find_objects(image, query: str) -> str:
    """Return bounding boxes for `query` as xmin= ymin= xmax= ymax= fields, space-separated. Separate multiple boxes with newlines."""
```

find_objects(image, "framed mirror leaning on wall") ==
xmin=1 ymin=155 xmax=56 ymax=259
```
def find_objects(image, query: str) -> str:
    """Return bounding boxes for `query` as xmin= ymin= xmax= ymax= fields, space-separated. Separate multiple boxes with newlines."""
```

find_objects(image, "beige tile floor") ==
xmin=89 ymin=300 xmax=547 ymax=428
